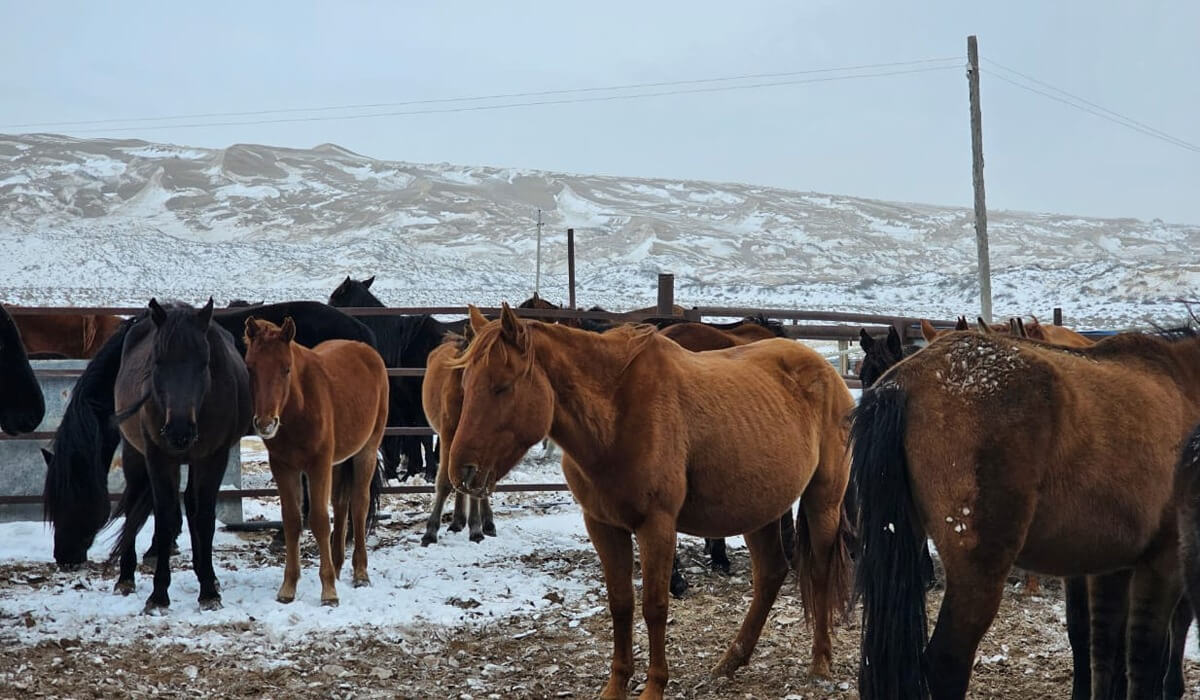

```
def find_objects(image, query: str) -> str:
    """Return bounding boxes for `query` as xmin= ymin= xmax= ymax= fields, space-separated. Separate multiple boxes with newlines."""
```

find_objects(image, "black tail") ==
xmin=853 ymin=385 xmax=929 ymax=699
xmin=107 ymin=453 xmax=156 ymax=566
xmin=42 ymin=315 xmax=139 ymax=569
xmin=1175 ymin=423 xmax=1200 ymax=637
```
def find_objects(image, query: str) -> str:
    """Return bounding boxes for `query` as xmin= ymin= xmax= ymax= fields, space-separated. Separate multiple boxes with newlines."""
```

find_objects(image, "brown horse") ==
xmin=8 ymin=308 xmax=124 ymax=359
xmin=420 ymin=332 xmax=495 ymax=546
xmin=919 ymin=316 xmax=969 ymax=343
xmin=448 ymin=303 xmax=853 ymax=698
xmin=243 ymin=317 xmax=389 ymax=606
xmin=1025 ymin=316 xmax=1093 ymax=347
xmin=853 ymin=327 xmax=1200 ymax=699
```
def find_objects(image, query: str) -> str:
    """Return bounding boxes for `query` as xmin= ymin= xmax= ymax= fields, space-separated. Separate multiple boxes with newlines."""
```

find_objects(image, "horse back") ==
xmin=421 ymin=341 xmax=462 ymax=437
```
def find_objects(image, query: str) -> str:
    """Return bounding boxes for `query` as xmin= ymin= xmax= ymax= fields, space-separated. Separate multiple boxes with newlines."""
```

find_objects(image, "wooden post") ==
xmin=837 ymin=339 xmax=850 ymax=376
xmin=567 ymin=228 xmax=576 ymax=310
xmin=656 ymin=273 xmax=675 ymax=315
xmin=1053 ymin=307 xmax=1063 ymax=326
xmin=967 ymin=35 xmax=992 ymax=324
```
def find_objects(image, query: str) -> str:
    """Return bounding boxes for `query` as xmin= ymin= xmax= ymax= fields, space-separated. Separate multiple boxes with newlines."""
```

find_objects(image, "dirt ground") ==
xmin=3 ymin=482 xmax=1199 ymax=699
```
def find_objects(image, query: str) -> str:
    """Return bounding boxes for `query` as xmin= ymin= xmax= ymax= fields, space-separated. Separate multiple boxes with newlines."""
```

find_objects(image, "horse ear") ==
xmin=500 ymin=302 xmax=526 ymax=346
xmin=243 ymin=316 xmax=258 ymax=341
xmin=886 ymin=326 xmax=902 ymax=355
xmin=281 ymin=316 xmax=296 ymax=343
xmin=148 ymin=298 xmax=166 ymax=326
xmin=363 ymin=276 xmax=375 ymax=289
xmin=196 ymin=297 xmax=214 ymax=327
xmin=955 ymin=316 xmax=969 ymax=331
xmin=468 ymin=305 xmax=488 ymax=332
xmin=859 ymin=328 xmax=875 ymax=352
xmin=920 ymin=319 xmax=937 ymax=342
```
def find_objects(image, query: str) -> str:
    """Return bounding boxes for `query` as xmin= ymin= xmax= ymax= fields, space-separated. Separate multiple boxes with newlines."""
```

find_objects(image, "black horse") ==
xmin=42 ymin=300 xmax=379 ymax=570
xmin=0 ymin=304 xmax=46 ymax=435
xmin=328 ymin=276 xmax=467 ymax=481
xmin=105 ymin=299 xmax=250 ymax=613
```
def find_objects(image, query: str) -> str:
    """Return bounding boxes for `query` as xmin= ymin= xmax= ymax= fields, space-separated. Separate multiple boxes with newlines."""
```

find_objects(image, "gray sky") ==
xmin=2 ymin=1 xmax=1197 ymax=223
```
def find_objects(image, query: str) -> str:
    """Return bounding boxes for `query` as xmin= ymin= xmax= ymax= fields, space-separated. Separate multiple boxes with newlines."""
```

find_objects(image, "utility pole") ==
xmin=534 ymin=208 xmax=543 ymax=296
xmin=967 ymin=34 xmax=992 ymax=323
xmin=567 ymin=228 xmax=576 ymax=309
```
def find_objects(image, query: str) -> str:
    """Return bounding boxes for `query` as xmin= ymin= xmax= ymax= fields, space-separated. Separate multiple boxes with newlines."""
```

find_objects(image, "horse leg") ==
xmin=330 ymin=461 xmax=350 ymax=579
xmin=923 ymin=564 xmax=1010 ymax=698
xmin=711 ymin=519 xmax=790 ymax=678
xmin=1125 ymin=553 xmax=1182 ymax=699
xmin=669 ymin=552 xmax=689 ymax=599
xmin=183 ymin=452 xmax=226 ymax=610
xmin=143 ymin=496 xmax=181 ymax=568
xmin=306 ymin=461 xmax=339 ymax=606
xmin=1164 ymin=596 xmax=1191 ymax=700
xmin=273 ymin=465 xmax=303 ymax=604
xmin=779 ymin=506 xmax=796 ymax=562
xmin=480 ymin=495 xmax=496 ymax=537
xmin=468 ymin=493 xmax=485 ymax=543
xmin=1087 ymin=570 xmax=1132 ymax=699
xmin=634 ymin=516 xmax=677 ymax=699
xmin=794 ymin=456 xmax=852 ymax=679
xmin=1063 ymin=576 xmax=1091 ymax=700
xmin=143 ymin=456 xmax=181 ymax=614
xmin=421 ymin=435 xmax=437 ymax=482
xmin=349 ymin=448 xmax=376 ymax=587
xmin=421 ymin=453 xmax=455 ymax=546
xmin=115 ymin=443 xmax=151 ymax=595
xmin=583 ymin=514 xmax=634 ymax=700
xmin=448 ymin=490 xmax=468 ymax=533
xmin=706 ymin=538 xmax=731 ymax=573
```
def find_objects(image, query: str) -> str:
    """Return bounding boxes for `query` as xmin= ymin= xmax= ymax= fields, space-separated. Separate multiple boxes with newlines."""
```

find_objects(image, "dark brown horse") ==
xmin=0 ymin=304 xmax=45 ymax=435
xmin=8 ymin=308 xmax=124 ymax=359
xmin=420 ymin=331 xmax=495 ymax=546
xmin=854 ymin=327 xmax=1200 ymax=699
xmin=243 ymin=317 xmax=389 ymax=606
xmin=449 ymin=304 xmax=853 ymax=698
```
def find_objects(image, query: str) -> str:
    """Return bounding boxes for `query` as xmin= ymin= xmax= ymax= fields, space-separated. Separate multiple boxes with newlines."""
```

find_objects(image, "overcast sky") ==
xmin=2 ymin=1 xmax=1197 ymax=223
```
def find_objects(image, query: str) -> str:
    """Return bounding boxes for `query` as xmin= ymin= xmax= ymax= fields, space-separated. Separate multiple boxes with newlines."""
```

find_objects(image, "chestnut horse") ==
xmin=449 ymin=304 xmax=853 ymax=698
xmin=243 ymin=317 xmax=389 ymax=606
xmin=853 ymin=327 xmax=1200 ymax=699
xmin=8 ymin=308 xmax=123 ymax=359
xmin=420 ymin=331 xmax=495 ymax=546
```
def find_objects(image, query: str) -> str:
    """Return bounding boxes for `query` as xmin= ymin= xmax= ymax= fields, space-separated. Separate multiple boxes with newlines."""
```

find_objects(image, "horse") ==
xmin=658 ymin=316 xmax=794 ymax=584
xmin=328 ymin=276 xmax=467 ymax=481
xmin=8 ymin=307 xmax=124 ymax=359
xmin=0 ymin=304 xmax=46 ymax=435
xmin=226 ymin=299 xmax=264 ymax=308
xmin=918 ymin=316 xmax=970 ymax=344
xmin=853 ymin=326 xmax=1200 ymax=699
xmin=102 ymin=299 xmax=251 ymax=613
xmin=243 ymin=317 xmax=388 ymax=605
xmin=858 ymin=326 xmax=921 ymax=389
xmin=42 ymin=301 xmax=377 ymax=570
xmin=448 ymin=304 xmax=853 ymax=698
xmin=1025 ymin=316 xmax=1093 ymax=347
xmin=420 ymin=331 xmax=496 ymax=546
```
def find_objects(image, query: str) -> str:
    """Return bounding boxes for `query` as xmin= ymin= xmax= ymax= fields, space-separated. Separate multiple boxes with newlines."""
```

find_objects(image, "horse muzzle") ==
xmin=253 ymin=415 xmax=280 ymax=440
xmin=160 ymin=420 xmax=198 ymax=452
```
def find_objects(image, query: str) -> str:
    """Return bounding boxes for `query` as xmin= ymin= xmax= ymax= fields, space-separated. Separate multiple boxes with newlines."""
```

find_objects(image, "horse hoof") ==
xmin=711 ymin=559 xmax=731 ymax=575
xmin=470 ymin=531 xmax=485 ymax=543
xmin=57 ymin=561 xmax=83 ymax=573
xmin=710 ymin=645 xmax=747 ymax=679
xmin=353 ymin=576 xmax=371 ymax=589
xmin=807 ymin=658 xmax=832 ymax=680
xmin=276 ymin=594 xmax=295 ymax=604
xmin=482 ymin=525 xmax=497 ymax=537
xmin=322 ymin=598 xmax=339 ymax=608
xmin=447 ymin=523 xmax=464 ymax=533
xmin=669 ymin=576 xmax=689 ymax=599
xmin=420 ymin=534 xmax=437 ymax=547
xmin=114 ymin=580 xmax=135 ymax=596
xmin=142 ymin=601 xmax=169 ymax=616
xmin=199 ymin=597 xmax=223 ymax=611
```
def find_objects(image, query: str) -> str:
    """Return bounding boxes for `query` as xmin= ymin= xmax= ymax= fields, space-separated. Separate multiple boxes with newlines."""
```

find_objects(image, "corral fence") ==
xmin=0 ymin=276 xmax=1075 ymax=520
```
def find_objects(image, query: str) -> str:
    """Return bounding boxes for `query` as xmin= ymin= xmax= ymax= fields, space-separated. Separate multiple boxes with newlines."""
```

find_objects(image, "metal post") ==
xmin=656 ymin=273 xmax=675 ymax=315
xmin=967 ymin=35 xmax=992 ymax=324
xmin=567 ymin=228 xmax=576 ymax=310
xmin=1053 ymin=307 xmax=1063 ymax=326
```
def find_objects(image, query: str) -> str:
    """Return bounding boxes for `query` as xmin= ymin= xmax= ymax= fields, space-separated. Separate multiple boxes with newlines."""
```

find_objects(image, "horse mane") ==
xmin=743 ymin=314 xmax=786 ymax=337
xmin=452 ymin=319 xmax=658 ymax=380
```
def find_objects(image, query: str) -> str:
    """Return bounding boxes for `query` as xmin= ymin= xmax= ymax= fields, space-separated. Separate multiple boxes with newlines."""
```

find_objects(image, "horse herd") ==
xmin=3 ymin=285 xmax=1200 ymax=699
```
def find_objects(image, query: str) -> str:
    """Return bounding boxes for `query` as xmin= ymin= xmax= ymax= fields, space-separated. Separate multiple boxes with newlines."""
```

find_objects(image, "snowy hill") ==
xmin=1 ymin=132 xmax=1196 ymax=328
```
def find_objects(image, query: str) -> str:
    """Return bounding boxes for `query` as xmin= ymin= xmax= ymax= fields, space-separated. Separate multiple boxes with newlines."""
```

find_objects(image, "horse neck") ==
xmin=530 ymin=323 xmax=643 ymax=456
xmin=278 ymin=342 xmax=319 ymax=418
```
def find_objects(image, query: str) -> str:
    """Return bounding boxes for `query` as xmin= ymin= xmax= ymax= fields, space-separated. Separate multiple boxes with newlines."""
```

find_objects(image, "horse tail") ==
xmin=1175 ymin=424 xmax=1200 ymax=635
xmin=43 ymin=315 xmax=139 ymax=568
xmin=335 ymin=459 xmax=382 ymax=535
xmin=852 ymin=384 xmax=929 ymax=700
xmin=107 ymin=456 xmax=154 ymax=566
xmin=792 ymin=492 xmax=853 ymax=628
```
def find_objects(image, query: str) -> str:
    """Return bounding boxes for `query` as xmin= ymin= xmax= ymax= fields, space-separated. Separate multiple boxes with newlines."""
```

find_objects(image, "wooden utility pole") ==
xmin=656 ymin=273 xmax=675 ymax=315
xmin=534 ymin=208 xmax=543 ymax=295
xmin=567 ymin=228 xmax=576 ymax=309
xmin=967 ymin=35 xmax=993 ymax=323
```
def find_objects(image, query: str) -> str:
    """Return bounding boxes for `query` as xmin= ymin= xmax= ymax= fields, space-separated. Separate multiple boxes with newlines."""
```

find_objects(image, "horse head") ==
xmin=243 ymin=316 xmax=297 ymax=440
xmin=329 ymin=275 xmax=382 ymax=308
xmin=146 ymin=298 xmax=215 ymax=453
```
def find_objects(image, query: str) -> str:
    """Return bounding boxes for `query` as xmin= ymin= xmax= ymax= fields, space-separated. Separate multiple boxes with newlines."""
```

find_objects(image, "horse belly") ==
xmin=675 ymin=446 xmax=811 ymax=538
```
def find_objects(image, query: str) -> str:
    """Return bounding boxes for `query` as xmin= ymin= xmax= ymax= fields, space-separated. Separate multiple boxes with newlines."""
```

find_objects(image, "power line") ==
xmin=980 ymin=63 xmax=1199 ymax=154
xmin=52 ymin=64 xmax=960 ymax=135
xmin=1 ymin=57 xmax=960 ymax=131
